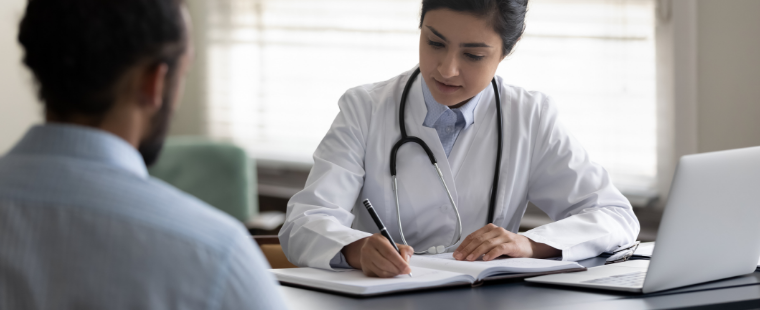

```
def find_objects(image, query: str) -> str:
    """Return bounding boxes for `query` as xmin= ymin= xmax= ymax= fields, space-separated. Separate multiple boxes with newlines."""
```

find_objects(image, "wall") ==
xmin=0 ymin=0 xmax=41 ymax=154
xmin=2 ymin=0 xmax=759 ymax=173
xmin=168 ymin=0 xmax=208 ymax=136
xmin=0 ymin=0 xmax=206 ymax=156
xmin=655 ymin=0 xmax=760 ymax=207
xmin=696 ymin=0 xmax=760 ymax=153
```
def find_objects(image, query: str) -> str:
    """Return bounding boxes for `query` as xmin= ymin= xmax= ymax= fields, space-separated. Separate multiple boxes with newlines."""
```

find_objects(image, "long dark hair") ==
xmin=420 ymin=0 xmax=529 ymax=57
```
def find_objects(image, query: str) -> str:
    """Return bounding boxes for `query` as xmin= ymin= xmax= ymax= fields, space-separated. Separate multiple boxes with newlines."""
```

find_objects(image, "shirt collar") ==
xmin=421 ymin=77 xmax=482 ymax=129
xmin=7 ymin=123 xmax=149 ymax=178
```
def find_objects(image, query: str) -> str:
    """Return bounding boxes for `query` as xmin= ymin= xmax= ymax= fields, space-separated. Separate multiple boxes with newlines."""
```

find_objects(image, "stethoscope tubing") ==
xmin=487 ymin=74 xmax=504 ymax=225
xmin=389 ymin=67 xmax=502 ymax=254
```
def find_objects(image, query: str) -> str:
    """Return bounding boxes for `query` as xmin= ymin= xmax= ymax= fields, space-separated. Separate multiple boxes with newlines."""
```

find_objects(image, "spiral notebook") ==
xmin=270 ymin=253 xmax=585 ymax=296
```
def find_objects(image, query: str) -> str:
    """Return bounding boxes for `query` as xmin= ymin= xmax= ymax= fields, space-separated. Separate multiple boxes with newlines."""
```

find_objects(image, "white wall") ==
xmin=0 ymin=0 xmax=41 ymax=154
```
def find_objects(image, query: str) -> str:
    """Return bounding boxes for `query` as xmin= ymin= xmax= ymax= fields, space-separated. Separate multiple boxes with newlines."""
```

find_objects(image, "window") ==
xmin=205 ymin=0 xmax=657 ymax=195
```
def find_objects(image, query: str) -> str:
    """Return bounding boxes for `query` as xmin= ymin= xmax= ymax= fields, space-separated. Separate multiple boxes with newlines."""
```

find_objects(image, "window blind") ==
xmin=205 ymin=0 xmax=656 ymax=194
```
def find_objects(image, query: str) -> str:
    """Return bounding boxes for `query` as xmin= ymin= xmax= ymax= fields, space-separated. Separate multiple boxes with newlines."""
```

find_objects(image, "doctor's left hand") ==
xmin=453 ymin=224 xmax=561 ymax=261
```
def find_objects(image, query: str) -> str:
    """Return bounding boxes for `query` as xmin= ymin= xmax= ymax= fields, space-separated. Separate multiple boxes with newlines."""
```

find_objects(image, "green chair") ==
xmin=148 ymin=137 xmax=257 ymax=223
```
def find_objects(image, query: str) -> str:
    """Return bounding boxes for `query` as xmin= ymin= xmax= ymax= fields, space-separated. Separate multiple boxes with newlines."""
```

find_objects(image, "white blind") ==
xmin=205 ymin=0 xmax=657 ymax=194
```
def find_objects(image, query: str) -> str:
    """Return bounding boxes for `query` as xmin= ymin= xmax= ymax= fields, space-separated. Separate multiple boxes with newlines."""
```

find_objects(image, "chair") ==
xmin=149 ymin=137 xmax=257 ymax=223
xmin=253 ymin=235 xmax=298 ymax=269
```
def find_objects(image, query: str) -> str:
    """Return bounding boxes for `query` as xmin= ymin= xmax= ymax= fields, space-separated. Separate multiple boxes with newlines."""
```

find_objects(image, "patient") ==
xmin=0 ymin=0 xmax=287 ymax=309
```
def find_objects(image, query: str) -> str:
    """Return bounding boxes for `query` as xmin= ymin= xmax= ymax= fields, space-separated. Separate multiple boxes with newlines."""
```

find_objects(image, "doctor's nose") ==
xmin=437 ymin=51 xmax=460 ymax=79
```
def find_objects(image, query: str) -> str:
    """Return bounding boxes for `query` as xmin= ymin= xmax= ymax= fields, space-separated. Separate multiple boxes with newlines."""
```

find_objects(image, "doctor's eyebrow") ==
xmin=426 ymin=26 xmax=449 ymax=42
xmin=425 ymin=26 xmax=492 ymax=48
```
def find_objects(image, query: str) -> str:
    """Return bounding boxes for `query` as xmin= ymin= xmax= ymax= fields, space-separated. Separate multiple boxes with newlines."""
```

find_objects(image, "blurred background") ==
xmin=2 ymin=0 xmax=759 ymax=241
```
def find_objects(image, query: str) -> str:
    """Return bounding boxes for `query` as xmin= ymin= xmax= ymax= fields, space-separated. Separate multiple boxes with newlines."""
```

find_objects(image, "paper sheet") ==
xmin=270 ymin=266 xmax=472 ymax=295
xmin=633 ymin=242 xmax=655 ymax=257
xmin=410 ymin=253 xmax=583 ymax=280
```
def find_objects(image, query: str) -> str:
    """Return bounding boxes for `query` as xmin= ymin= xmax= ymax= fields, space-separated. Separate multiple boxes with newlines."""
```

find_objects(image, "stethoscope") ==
xmin=390 ymin=67 xmax=503 ymax=255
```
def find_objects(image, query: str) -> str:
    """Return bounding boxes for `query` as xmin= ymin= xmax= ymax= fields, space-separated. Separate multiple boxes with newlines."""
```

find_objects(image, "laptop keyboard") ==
xmin=582 ymin=271 xmax=647 ymax=287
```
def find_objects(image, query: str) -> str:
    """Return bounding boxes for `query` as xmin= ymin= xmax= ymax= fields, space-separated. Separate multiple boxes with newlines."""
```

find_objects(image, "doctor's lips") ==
xmin=433 ymin=78 xmax=462 ymax=94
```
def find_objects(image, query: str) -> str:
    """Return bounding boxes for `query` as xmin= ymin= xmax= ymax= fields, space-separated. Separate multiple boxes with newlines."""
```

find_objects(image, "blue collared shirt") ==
xmin=421 ymin=77 xmax=481 ymax=157
xmin=0 ymin=124 xmax=287 ymax=309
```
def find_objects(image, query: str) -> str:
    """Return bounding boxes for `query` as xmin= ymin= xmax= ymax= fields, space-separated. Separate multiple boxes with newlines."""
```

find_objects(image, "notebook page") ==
xmin=270 ymin=266 xmax=473 ymax=295
xmin=411 ymin=253 xmax=582 ymax=280
xmin=634 ymin=242 xmax=655 ymax=257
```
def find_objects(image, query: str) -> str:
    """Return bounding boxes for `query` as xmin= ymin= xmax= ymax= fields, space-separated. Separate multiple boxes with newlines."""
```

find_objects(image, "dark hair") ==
xmin=18 ymin=0 xmax=187 ymax=120
xmin=419 ymin=0 xmax=528 ymax=57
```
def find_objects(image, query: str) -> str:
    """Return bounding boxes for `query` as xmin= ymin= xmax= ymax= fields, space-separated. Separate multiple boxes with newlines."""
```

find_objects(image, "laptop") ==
xmin=527 ymin=146 xmax=760 ymax=293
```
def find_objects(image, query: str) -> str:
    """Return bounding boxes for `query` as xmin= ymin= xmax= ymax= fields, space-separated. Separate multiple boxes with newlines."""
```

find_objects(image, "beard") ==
xmin=138 ymin=82 xmax=175 ymax=167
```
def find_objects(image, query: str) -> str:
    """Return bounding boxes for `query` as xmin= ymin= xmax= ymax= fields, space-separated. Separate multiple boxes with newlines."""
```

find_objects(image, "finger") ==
xmin=370 ymin=259 xmax=400 ymax=278
xmin=370 ymin=237 xmax=409 ymax=273
xmin=367 ymin=246 xmax=404 ymax=275
xmin=397 ymin=245 xmax=413 ymax=274
xmin=362 ymin=264 xmax=376 ymax=277
xmin=399 ymin=244 xmax=414 ymax=262
xmin=459 ymin=227 xmax=505 ymax=261
xmin=454 ymin=224 xmax=495 ymax=259
xmin=482 ymin=242 xmax=518 ymax=261
xmin=466 ymin=237 xmax=505 ymax=261
xmin=363 ymin=268 xmax=375 ymax=277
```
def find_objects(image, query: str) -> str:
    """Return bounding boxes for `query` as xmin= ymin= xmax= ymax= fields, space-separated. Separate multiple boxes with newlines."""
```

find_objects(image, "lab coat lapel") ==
xmin=404 ymin=78 xmax=459 ymax=207
xmin=447 ymin=84 xmax=511 ymax=228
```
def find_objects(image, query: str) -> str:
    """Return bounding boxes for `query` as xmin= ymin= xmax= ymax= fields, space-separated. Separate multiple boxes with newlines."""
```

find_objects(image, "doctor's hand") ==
xmin=453 ymin=224 xmax=561 ymax=261
xmin=342 ymin=234 xmax=414 ymax=278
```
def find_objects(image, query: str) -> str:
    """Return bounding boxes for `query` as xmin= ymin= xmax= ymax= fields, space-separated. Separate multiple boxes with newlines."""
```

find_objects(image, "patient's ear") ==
xmin=138 ymin=63 xmax=169 ymax=112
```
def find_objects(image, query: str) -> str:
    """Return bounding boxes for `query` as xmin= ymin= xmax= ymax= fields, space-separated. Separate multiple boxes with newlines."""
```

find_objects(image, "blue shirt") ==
xmin=421 ymin=77 xmax=481 ymax=157
xmin=0 ymin=124 xmax=288 ymax=310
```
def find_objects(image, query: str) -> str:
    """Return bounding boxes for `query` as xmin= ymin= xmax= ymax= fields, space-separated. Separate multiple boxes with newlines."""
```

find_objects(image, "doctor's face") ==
xmin=419 ymin=9 xmax=505 ymax=107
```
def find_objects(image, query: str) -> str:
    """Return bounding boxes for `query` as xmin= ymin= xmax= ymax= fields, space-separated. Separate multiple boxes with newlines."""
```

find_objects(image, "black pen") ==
xmin=362 ymin=199 xmax=412 ymax=277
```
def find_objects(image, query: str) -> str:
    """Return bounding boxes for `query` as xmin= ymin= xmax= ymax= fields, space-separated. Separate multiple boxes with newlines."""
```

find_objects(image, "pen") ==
xmin=362 ymin=199 xmax=412 ymax=277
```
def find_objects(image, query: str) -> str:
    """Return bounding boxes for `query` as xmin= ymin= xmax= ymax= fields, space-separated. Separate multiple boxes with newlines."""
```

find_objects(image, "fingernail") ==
xmin=466 ymin=254 xmax=474 ymax=261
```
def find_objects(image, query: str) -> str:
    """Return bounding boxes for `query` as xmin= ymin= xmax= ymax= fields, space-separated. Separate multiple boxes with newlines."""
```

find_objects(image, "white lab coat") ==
xmin=279 ymin=67 xmax=640 ymax=270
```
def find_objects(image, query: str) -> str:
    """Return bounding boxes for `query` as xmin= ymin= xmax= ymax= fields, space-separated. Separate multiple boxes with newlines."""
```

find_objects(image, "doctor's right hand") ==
xmin=342 ymin=234 xmax=414 ymax=278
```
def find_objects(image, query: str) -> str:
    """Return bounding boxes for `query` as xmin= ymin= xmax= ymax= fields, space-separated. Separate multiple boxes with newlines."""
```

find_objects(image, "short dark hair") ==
xmin=18 ymin=0 xmax=187 ymax=120
xmin=419 ymin=0 xmax=528 ymax=57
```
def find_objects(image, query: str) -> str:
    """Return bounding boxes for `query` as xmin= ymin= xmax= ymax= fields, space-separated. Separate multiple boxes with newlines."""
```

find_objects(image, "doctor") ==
xmin=279 ymin=0 xmax=639 ymax=278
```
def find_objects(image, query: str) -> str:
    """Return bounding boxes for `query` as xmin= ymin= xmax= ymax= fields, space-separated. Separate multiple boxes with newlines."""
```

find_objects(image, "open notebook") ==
xmin=270 ymin=253 xmax=585 ymax=296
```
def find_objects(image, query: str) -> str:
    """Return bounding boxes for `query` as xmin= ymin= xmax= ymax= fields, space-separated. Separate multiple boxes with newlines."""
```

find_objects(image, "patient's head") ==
xmin=18 ymin=0 xmax=193 ymax=166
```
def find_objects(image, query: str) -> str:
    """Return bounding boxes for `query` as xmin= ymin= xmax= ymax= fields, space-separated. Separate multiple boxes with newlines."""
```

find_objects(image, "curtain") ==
xmin=204 ymin=0 xmax=656 ymax=195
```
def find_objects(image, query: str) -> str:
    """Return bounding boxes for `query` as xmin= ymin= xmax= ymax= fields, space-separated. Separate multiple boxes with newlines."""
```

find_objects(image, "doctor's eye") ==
xmin=464 ymin=53 xmax=484 ymax=61
xmin=427 ymin=40 xmax=445 ymax=49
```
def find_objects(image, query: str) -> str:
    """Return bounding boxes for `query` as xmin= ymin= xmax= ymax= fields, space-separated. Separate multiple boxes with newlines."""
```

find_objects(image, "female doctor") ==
xmin=279 ymin=0 xmax=639 ymax=278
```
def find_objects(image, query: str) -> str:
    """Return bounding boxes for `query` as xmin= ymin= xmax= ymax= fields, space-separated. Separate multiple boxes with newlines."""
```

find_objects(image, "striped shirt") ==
xmin=0 ymin=124 xmax=287 ymax=310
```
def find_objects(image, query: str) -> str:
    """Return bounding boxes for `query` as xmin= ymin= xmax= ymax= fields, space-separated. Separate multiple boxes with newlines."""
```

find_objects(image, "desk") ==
xmin=279 ymin=257 xmax=760 ymax=310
